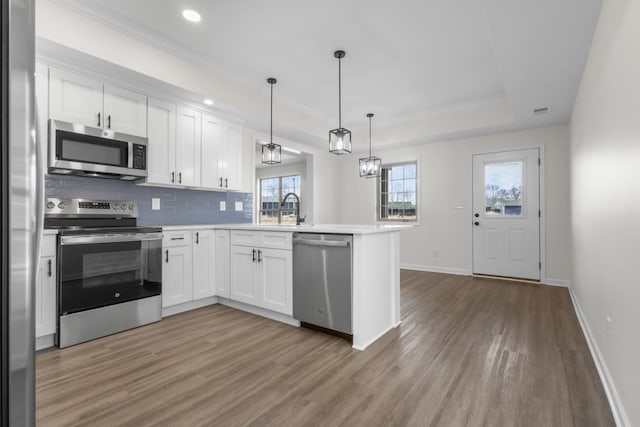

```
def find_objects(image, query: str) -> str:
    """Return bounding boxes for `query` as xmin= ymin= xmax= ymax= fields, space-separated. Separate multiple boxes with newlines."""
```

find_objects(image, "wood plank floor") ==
xmin=36 ymin=271 xmax=615 ymax=427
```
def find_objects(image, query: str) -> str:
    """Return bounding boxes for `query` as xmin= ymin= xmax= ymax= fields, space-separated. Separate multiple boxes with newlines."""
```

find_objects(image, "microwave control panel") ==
xmin=132 ymin=144 xmax=146 ymax=170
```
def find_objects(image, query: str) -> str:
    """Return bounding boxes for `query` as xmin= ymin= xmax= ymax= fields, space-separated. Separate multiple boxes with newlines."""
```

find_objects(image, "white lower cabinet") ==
xmin=193 ymin=230 xmax=216 ymax=299
xmin=214 ymin=230 xmax=230 ymax=298
xmin=162 ymin=231 xmax=194 ymax=307
xmin=229 ymin=231 xmax=293 ymax=316
xmin=36 ymin=235 xmax=57 ymax=339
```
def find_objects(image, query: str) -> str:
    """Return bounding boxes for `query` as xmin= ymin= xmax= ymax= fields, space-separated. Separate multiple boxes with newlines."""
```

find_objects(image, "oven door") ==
xmin=58 ymin=233 xmax=162 ymax=315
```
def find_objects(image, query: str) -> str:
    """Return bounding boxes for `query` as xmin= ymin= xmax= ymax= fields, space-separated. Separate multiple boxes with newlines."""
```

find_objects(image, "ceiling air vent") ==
xmin=533 ymin=106 xmax=551 ymax=115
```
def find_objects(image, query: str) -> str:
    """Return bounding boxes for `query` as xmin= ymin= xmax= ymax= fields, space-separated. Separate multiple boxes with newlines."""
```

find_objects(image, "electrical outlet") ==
xmin=235 ymin=201 xmax=243 ymax=212
xmin=151 ymin=198 xmax=160 ymax=210
xmin=219 ymin=201 xmax=226 ymax=211
xmin=433 ymin=249 xmax=439 ymax=258
xmin=605 ymin=316 xmax=612 ymax=336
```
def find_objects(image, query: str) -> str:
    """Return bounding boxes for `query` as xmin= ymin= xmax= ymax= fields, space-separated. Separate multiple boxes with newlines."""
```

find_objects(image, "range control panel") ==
xmin=45 ymin=198 xmax=138 ymax=218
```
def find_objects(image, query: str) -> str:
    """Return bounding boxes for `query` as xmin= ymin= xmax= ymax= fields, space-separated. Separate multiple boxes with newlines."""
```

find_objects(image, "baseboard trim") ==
xmin=162 ymin=296 xmax=218 ymax=317
xmin=217 ymin=297 xmax=301 ymax=327
xmin=545 ymin=278 xmax=571 ymax=287
xmin=35 ymin=334 xmax=55 ymax=351
xmin=352 ymin=325 xmax=395 ymax=352
xmin=400 ymin=263 xmax=471 ymax=276
xmin=569 ymin=288 xmax=630 ymax=427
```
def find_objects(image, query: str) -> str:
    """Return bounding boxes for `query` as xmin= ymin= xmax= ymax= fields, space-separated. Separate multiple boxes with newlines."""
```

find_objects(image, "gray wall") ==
xmin=45 ymin=175 xmax=252 ymax=226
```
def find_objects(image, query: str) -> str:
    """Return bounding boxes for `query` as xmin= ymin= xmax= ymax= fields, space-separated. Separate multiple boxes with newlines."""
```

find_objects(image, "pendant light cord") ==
xmin=368 ymin=115 xmax=372 ymax=157
xmin=338 ymin=57 xmax=342 ymax=129
xmin=270 ymin=81 xmax=273 ymax=145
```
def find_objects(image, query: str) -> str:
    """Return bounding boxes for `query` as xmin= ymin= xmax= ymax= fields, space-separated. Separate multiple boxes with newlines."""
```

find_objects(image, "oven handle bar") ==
xmin=60 ymin=232 xmax=163 ymax=246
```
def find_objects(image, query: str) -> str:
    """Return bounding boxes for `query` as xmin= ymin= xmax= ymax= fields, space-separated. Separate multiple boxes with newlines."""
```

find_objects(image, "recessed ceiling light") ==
xmin=182 ymin=9 xmax=201 ymax=23
xmin=203 ymin=99 xmax=214 ymax=106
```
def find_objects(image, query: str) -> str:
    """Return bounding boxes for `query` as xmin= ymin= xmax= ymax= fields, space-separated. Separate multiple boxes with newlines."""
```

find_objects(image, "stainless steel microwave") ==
xmin=48 ymin=119 xmax=148 ymax=180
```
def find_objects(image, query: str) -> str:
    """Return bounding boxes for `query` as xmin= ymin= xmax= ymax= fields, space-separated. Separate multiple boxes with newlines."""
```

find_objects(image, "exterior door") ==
xmin=472 ymin=148 xmax=540 ymax=280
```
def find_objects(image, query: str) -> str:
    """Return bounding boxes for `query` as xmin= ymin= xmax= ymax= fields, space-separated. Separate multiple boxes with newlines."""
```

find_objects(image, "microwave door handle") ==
xmin=128 ymin=142 xmax=133 ymax=168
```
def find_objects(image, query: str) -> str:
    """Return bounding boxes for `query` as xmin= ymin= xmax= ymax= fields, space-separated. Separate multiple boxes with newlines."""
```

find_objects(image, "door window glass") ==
xmin=484 ymin=161 xmax=523 ymax=216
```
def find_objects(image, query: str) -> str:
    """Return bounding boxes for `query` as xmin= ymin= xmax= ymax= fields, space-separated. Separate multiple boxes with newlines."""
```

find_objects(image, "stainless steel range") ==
xmin=45 ymin=198 xmax=163 ymax=348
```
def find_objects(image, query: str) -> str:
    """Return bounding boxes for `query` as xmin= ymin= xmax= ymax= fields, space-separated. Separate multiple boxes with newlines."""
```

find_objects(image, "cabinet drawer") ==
xmin=230 ymin=230 xmax=292 ymax=250
xmin=231 ymin=230 xmax=260 ymax=247
xmin=163 ymin=230 xmax=192 ymax=247
xmin=260 ymin=232 xmax=292 ymax=250
xmin=41 ymin=235 xmax=57 ymax=258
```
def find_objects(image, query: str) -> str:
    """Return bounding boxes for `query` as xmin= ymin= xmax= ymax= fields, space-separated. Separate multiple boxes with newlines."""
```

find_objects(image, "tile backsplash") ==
xmin=45 ymin=175 xmax=253 ymax=226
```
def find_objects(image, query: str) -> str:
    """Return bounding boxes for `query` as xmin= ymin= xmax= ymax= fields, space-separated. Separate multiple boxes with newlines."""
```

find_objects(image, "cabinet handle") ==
xmin=171 ymin=237 xmax=184 ymax=241
xmin=196 ymin=232 xmax=199 ymax=244
xmin=179 ymin=172 xmax=182 ymax=184
xmin=47 ymin=259 xmax=52 ymax=277
xmin=171 ymin=171 xmax=175 ymax=183
xmin=165 ymin=249 xmax=169 ymax=263
xmin=252 ymin=249 xmax=257 ymax=262
xmin=97 ymin=112 xmax=101 ymax=127
xmin=107 ymin=114 xmax=111 ymax=129
xmin=257 ymin=250 xmax=262 ymax=263
xmin=225 ymin=178 xmax=228 ymax=188
xmin=219 ymin=177 xmax=223 ymax=187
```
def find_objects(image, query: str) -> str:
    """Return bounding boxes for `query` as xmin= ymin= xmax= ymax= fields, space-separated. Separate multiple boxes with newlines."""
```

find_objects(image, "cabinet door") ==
xmin=175 ymin=107 xmax=202 ymax=187
xmin=193 ymin=230 xmax=216 ymax=300
xmin=147 ymin=98 xmax=176 ymax=185
xmin=49 ymin=68 xmax=103 ymax=128
xmin=103 ymin=84 xmax=147 ymax=137
xmin=162 ymin=245 xmax=194 ymax=307
xmin=257 ymin=248 xmax=292 ymax=315
xmin=222 ymin=123 xmax=243 ymax=191
xmin=35 ymin=256 xmax=57 ymax=338
xmin=214 ymin=230 xmax=230 ymax=298
xmin=230 ymin=245 xmax=258 ymax=305
xmin=201 ymin=114 xmax=223 ymax=189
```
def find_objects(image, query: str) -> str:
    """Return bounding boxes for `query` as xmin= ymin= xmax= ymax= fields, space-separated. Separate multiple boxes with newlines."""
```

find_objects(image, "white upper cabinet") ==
xmin=49 ymin=68 xmax=147 ymax=137
xmin=103 ymin=84 xmax=147 ymax=137
xmin=49 ymin=68 xmax=103 ymax=128
xmin=176 ymin=106 xmax=202 ymax=187
xmin=222 ymin=123 xmax=243 ymax=191
xmin=201 ymin=114 xmax=223 ymax=189
xmin=147 ymin=98 xmax=177 ymax=185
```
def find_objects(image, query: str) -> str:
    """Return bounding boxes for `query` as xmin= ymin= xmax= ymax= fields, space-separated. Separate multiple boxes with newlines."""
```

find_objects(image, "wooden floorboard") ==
xmin=36 ymin=271 xmax=615 ymax=427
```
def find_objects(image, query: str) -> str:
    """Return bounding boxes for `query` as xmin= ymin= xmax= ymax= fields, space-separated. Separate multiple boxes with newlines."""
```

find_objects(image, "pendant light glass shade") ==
xmin=359 ymin=113 xmax=382 ymax=178
xmin=329 ymin=50 xmax=351 ymax=154
xmin=262 ymin=77 xmax=281 ymax=165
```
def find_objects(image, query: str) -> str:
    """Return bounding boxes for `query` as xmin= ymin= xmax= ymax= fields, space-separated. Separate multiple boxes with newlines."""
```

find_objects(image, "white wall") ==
xmin=337 ymin=125 xmax=571 ymax=283
xmin=570 ymin=0 xmax=639 ymax=424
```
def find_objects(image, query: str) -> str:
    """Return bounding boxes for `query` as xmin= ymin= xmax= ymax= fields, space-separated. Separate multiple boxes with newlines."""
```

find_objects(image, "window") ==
xmin=377 ymin=161 xmax=418 ymax=222
xmin=259 ymin=175 xmax=301 ymax=225
xmin=484 ymin=161 xmax=523 ymax=216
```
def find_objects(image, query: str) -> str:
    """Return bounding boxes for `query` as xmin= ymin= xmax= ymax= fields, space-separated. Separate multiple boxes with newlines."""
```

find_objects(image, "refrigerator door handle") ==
xmin=33 ymin=101 xmax=45 ymax=278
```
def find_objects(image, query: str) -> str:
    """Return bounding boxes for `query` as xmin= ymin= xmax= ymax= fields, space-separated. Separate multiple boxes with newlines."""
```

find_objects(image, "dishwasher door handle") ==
xmin=293 ymin=238 xmax=350 ymax=248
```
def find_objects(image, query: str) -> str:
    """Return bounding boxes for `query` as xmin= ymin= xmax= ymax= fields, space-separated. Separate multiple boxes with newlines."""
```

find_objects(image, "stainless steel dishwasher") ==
xmin=292 ymin=233 xmax=353 ymax=337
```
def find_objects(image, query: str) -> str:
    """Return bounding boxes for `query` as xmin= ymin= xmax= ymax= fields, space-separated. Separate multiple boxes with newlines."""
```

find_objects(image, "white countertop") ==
xmin=159 ymin=223 xmax=412 ymax=235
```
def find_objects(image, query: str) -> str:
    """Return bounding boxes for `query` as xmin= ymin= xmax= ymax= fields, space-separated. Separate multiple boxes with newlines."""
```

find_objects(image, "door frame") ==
xmin=470 ymin=144 xmax=546 ymax=283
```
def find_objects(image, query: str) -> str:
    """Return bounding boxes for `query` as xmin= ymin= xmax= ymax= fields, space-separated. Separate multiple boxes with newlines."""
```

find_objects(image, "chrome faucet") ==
xmin=281 ymin=192 xmax=305 ymax=225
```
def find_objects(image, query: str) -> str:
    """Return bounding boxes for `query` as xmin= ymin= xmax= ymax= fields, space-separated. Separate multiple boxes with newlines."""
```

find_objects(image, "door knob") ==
xmin=474 ymin=221 xmax=480 ymax=226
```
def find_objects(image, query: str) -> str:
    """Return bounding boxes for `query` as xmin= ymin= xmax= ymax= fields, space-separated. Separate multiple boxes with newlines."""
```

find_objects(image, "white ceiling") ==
xmin=55 ymin=0 xmax=602 ymax=145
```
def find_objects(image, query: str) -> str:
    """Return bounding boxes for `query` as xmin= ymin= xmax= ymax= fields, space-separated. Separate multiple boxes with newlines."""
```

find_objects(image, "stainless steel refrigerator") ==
xmin=1 ymin=0 xmax=38 ymax=425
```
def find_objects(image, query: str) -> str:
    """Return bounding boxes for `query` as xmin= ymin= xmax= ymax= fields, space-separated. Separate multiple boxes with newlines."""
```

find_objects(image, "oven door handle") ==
xmin=60 ymin=232 xmax=163 ymax=245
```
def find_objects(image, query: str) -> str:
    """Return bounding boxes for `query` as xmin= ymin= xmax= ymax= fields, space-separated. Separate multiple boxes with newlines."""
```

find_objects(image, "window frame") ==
xmin=376 ymin=160 xmax=419 ymax=223
xmin=258 ymin=174 xmax=301 ymax=225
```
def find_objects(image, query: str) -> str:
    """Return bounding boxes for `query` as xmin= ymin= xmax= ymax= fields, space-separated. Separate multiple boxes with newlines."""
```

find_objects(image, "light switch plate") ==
xmin=219 ymin=201 xmax=226 ymax=211
xmin=235 ymin=201 xmax=243 ymax=212
xmin=151 ymin=198 xmax=160 ymax=210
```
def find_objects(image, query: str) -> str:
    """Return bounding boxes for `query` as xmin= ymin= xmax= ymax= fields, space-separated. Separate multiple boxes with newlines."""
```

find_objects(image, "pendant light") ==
xmin=329 ymin=50 xmax=351 ymax=154
xmin=359 ymin=113 xmax=382 ymax=178
xmin=262 ymin=77 xmax=282 ymax=164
